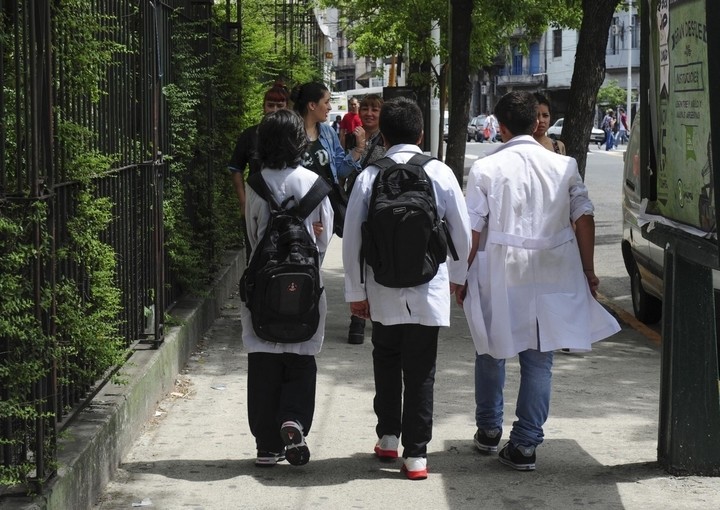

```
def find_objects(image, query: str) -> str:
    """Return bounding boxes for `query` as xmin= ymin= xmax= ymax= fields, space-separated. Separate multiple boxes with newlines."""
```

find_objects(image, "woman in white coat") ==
xmin=458 ymin=91 xmax=620 ymax=471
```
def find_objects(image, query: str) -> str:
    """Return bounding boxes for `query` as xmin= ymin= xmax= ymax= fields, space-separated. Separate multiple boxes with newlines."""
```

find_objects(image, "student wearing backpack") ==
xmin=342 ymin=97 xmax=471 ymax=480
xmin=241 ymin=109 xmax=334 ymax=468
xmin=458 ymin=91 xmax=620 ymax=471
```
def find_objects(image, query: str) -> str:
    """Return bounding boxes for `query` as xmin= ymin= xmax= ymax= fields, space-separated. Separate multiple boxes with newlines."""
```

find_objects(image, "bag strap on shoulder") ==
xmin=295 ymin=176 xmax=332 ymax=220
xmin=247 ymin=172 xmax=281 ymax=211
xmin=373 ymin=153 xmax=436 ymax=173
xmin=247 ymin=173 xmax=330 ymax=220
xmin=406 ymin=153 xmax=435 ymax=168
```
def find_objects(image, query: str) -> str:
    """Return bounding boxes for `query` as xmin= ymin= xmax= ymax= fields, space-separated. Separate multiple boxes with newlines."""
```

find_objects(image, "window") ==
xmin=338 ymin=46 xmax=344 ymax=59
xmin=529 ymin=43 xmax=540 ymax=75
xmin=608 ymin=17 xmax=620 ymax=55
xmin=347 ymin=47 xmax=353 ymax=59
xmin=631 ymin=14 xmax=640 ymax=49
xmin=553 ymin=29 xmax=562 ymax=58
xmin=512 ymin=47 xmax=523 ymax=75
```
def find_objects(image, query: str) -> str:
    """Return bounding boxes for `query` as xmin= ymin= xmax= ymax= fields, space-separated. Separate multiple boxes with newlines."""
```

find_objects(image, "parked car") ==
xmin=547 ymin=118 xmax=605 ymax=147
xmin=467 ymin=115 xmax=486 ymax=142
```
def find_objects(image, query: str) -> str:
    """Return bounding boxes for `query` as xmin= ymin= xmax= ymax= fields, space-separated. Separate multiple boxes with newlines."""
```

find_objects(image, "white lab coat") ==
xmin=464 ymin=136 xmax=620 ymax=358
xmin=343 ymin=144 xmax=471 ymax=326
xmin=241 ymin=165 xmax=334 ymax=355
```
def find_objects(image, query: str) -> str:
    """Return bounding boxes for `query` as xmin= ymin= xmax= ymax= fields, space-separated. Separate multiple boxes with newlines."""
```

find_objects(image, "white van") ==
xmin=621 ymin=113 xmax=719 ymax=324
xmin=620 ymin=112 xmax=664 ymax=323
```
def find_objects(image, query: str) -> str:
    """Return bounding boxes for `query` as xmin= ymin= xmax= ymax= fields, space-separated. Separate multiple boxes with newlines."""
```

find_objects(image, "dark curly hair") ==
xmin=256 ymin=110 xmax=307 ymax=169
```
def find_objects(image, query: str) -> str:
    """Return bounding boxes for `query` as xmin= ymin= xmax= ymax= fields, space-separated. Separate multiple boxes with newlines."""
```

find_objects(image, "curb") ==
xmin=9 ymin=251 xmax=244 ymax=510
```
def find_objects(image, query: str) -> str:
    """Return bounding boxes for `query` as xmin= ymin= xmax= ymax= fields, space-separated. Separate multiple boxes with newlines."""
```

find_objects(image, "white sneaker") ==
xmin=374 ymin=435 xmax=399 ymax=459
xmin=401 ymin=456 xmax=427 ymax=480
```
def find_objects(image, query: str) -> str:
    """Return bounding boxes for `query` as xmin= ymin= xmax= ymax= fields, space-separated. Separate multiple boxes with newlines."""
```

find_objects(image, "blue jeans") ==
xmin=604 ymin=129 xmax=614 ymax=150
xmin=475 ymin=349 xmax=554 ymax=448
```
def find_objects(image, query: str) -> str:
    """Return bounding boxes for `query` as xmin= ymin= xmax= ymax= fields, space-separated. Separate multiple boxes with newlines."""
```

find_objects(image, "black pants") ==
xmin=371 ymin=322 xmax=439 ymax=458
xmin=247 ymin=352 xmax=317 ymax=452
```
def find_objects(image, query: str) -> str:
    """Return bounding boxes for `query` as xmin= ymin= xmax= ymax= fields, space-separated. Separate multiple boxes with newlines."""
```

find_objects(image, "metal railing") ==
xmin=0 ymin=0 xmax=233 ymax=495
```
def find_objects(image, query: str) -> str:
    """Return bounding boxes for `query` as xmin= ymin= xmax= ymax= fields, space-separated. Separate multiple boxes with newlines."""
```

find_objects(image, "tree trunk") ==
xmin=564 ymin=0 xmax=621 ymax=180
xmin=445 ymin=0 xmax=474 ymax=186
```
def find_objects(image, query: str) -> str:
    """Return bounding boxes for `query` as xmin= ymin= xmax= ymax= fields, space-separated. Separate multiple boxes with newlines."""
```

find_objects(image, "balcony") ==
xmin=497 ymin=68 xmax=546 ymax=88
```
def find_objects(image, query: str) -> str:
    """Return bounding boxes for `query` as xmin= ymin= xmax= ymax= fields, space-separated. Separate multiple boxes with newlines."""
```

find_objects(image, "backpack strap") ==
xmin=247 ymin=173 xmax=330 ymax=220
xmin=295 ymin=176 xmax=332 ymax=220
xmin=247 ymin=172 xmax=282 ymax=211
xmin=406 ymin=153 xmax=435 ymax=167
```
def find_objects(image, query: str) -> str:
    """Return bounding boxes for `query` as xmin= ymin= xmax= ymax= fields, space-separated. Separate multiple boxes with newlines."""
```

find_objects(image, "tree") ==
xmin=446 ymin=0 xmax=582 ymax=182
xmin=597 ymin=79 xmax=629 ymax=110
xmin=563 ymin=0 xmax=623 ymax=180
xmin=445 ymin=0 xmax=473 ymax=183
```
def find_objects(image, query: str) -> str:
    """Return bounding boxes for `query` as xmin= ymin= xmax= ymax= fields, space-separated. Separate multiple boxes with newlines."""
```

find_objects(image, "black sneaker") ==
xmin=473 ymin=428 xmax=502 ymax=453
xmin=280 ymin=420 xmax=310 ymax=466
xmin=498 ymin=442 xmax=536 ymax=471
xmin=255 ymin=449 xmax=286 ymax=467
xmin=348 ymin=316 xmax=365 ymax=344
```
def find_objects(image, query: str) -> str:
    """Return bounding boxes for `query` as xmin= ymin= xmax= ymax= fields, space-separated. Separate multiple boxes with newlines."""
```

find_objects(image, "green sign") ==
xmin=648 ymin=0 xmax=715 ymax=232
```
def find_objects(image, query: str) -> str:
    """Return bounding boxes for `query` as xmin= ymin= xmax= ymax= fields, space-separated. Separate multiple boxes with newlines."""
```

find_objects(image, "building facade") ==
xmin=470 ymin=8 xmax=640 ymax=127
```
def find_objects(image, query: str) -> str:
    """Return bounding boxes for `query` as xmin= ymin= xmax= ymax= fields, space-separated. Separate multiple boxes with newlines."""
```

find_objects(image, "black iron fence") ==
xmin=0 ymin=0 xmax=240 ymax=495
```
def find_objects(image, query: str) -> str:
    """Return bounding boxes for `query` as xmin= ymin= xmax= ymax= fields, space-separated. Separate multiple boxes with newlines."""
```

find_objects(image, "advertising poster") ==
xmin=648 ymin=0 xmax=715 ymax=232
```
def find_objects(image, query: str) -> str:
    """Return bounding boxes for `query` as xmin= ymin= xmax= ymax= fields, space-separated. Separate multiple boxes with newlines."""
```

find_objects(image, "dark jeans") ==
xmin=247 ymin=352 xmax=317 ymax=452
xmin=371 ymin=322 xmax=439 ymax=458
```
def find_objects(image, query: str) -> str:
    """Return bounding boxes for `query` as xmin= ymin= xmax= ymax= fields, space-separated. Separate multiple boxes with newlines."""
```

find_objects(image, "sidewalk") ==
xmin=85 ymin=239 xmax=718 ymax=510
xmin=86 ymin=239 xmax=720 ymax=510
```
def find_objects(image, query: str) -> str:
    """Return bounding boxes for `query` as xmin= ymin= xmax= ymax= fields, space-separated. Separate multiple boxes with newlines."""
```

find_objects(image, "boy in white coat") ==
xmin=343 ymin=97 xmax=471 ymax=480
xmin=458 ymin=91 xmax=620 ymax=471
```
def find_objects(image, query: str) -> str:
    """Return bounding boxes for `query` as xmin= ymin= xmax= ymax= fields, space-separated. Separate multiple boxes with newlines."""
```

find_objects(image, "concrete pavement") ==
xmin=82 ymin=237 xmax=720 ymax=510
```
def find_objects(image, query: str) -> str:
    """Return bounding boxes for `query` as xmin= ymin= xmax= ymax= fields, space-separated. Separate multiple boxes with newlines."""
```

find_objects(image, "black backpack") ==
xmin=239 ymin=173 xmax=331 ymax=343
xmin=361 ymin=153 xmax=458 ymax=288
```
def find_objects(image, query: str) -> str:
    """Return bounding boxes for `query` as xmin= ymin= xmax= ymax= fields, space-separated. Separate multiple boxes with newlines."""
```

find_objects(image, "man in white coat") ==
xmin=343 ymin=97 xmax=471 ymax=480
xmin=458 ymin=91 xmax=620 ymax=471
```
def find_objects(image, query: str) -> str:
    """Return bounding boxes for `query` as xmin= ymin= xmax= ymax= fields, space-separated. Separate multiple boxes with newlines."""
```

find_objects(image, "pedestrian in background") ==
xmin=332 ymin=114 xmax=342 ymax=135
xmin=342 ymin=97 xmax=471 ymax=480
xmin=602 ymin=108 xmax=615 ymax=151
xmin=484 ymin=111 xmax=498 ymax=142
xmin=241 ymin=109 xmax=334 ymax=468
xmin=616 ymin=108 xmax=629 ymax=145
xmin=339 ymin=97 xmax=363 ymax=150
xmin=345 ymin=93 xmax=386 ymax=345
xmin=458 ymin=91 xmax=620 ymax=472
xmin=532 ymin=92 xmax=566 ymax=155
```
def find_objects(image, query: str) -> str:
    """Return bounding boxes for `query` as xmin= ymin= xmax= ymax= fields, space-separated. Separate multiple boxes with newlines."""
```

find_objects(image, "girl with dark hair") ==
xmin=241 ymin=109 xmax=334 ymax=468
xmin=290 ymin=82 xmax=363 ymax=224
xmin=533 ymin=92 xmax=566 ymax=155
